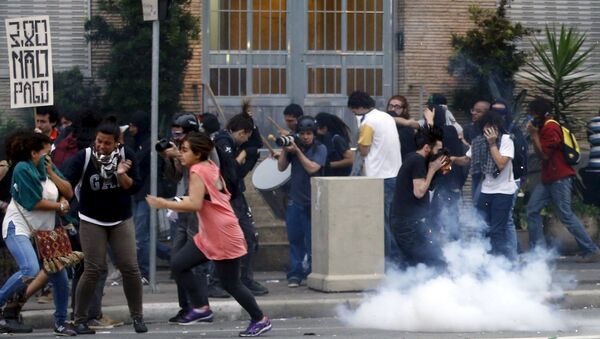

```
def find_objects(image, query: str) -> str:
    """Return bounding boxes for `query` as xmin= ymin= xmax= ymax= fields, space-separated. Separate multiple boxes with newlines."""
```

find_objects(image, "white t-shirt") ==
xmin=466 ymin=134 xmax=518 ymax=195
xmin=2 ymin=179 xmax=59 ymax=239
xmin=357 ymin=108 xmax=402 ymax=179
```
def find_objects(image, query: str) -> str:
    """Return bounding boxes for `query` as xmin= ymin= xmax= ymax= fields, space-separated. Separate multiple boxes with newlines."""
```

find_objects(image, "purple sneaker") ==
xmin=239 ymin=316 xmax=272 ymax=337
xmin=177 ymin=308 xmax=214 ymax=325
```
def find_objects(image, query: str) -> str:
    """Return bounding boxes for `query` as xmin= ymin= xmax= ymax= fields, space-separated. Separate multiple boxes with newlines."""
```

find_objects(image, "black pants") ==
xmin=391 ymin=218 xmax=446 ymax=269
xmin=170 ymin=212 xmax=205 ymax=311
xmin=171 ymin=240 xmax=263 ymax=321
xmin=230 ymin=193 xmax=257 ymax=284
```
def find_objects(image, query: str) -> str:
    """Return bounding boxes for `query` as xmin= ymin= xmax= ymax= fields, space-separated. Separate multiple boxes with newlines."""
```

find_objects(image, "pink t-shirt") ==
xmin=190 ymin=161 xmax=247 ymax=260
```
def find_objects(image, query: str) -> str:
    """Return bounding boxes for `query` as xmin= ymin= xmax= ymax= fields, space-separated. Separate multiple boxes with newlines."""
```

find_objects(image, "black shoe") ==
xmin=0 ymin=317 xmax=33 ymax=333
xmin=133 ymin=317 xmax=148 ymax=333
xmin=207 ymin=284 xmax=230 ymax=298
xmin=243 ymin=280 xmax=269 ymax=296
xmin=168 ymin=309 xmax=186 ymax=324
xmin=54 ymin=322 xmax=77 ymax=336
xmin=74 ymin=322 xmax=96 ymax=335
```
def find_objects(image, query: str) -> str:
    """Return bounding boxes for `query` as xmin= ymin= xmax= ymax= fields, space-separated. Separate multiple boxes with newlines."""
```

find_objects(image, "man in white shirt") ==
xmin=348 ymin=91 xmax=402 ymax=264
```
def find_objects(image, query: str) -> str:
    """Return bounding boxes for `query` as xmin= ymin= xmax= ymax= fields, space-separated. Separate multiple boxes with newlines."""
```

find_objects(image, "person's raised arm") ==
xmin=146 ymin=170 xmax=206 ymax=212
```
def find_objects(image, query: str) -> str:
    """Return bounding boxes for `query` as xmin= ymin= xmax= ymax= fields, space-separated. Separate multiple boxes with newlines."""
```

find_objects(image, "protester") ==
xmin=348 ymin=90 xmax=401 ymax=264
xmin=314 ymin=112 xmax=353 ymax=176
xmin=453 ymin=112 xmax=519 ymax=260
xmin=35 ymin=106 xmax=60 ymax=142
xmin=390 ymin=127 xmax=448 ymax=268
xmin=281 ymin=104 xmax=304 ymax=135
xmin=146 ymin=132 xmax=272 ymax=337
xmin=214 ymin=103 xmax=269 ymax=296
xmin=63 ymin=120 xmax=147 ymax=334
xmin=525 ymin=97 xmax=600 ymax=262
xmin=277 ymin=116 xmax=327 ymax=287
xmin=386 ymin=95 xmax=418 ymax=158
xmin=0 ymin=131 xmax=75 ymax=335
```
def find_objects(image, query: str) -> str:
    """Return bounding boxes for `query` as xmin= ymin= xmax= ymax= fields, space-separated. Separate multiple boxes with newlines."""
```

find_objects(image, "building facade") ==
xmin=0 ymin=0 xmax=599 ymax=138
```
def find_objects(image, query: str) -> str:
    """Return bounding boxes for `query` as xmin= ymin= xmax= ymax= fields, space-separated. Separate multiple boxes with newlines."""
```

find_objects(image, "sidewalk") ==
xmin=20 ymin=257 xmax=600 ymax=329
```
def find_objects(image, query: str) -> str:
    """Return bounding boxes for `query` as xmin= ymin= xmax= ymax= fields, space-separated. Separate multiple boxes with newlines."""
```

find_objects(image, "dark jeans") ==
xmin=285 ymin=201 xmax=311 ymax=282
xmin=230 ymin=193 xmax=258 ymax=284
xmin=476 ymin=193 xmax=517 ymax=260
xmin=391 ymin=218 xmax=445 ymax=268
xmin=430 ymin=188 xmax=462 ymax=241
xmin=74 ymin=219 xmax=143 ymax=324
xmin=383 ymin=177 xmax=401 ymax=263
xmin=170 ymin=240 xmax=263 ymax=321
xmin=134 ymin=200 xmax=171 ymax=278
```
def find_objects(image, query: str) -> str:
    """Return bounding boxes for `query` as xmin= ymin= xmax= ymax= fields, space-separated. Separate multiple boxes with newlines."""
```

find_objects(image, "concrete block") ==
xmin=307 ymin=177 xmax=385 ymax=292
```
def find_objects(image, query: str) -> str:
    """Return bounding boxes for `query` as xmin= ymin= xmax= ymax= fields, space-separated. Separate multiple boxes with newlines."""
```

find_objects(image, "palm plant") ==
xmin=523 ymin=25 xmax=597 ymax=129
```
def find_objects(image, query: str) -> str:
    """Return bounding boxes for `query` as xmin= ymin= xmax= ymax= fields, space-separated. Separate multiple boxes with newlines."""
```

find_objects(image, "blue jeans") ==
xmin=527 ymin=177 xmax=599 ymax=254
xmin=384 ymin=177 xmax=401 ymax=263
xmin=477 ymin=193 xmax=517 ymax=260
xmin=285 ymin=201 xmax=311 ymax=282
xmin=1 ymin=222 xmax=69 ymax=325
xmin=134 ymin=200 xmax=171 ymax=278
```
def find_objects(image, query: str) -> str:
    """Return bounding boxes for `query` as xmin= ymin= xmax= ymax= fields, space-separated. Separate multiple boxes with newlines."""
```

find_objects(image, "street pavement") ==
xmin=19 ymin=256 xmax=600 ymax=331
xmin=17 ymin=310 xmax=600 ymax=338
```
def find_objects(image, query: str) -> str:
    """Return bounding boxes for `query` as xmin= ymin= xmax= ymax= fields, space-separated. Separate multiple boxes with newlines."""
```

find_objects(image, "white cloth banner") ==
xmin=5 ymin=16 xmax=53 ymax=108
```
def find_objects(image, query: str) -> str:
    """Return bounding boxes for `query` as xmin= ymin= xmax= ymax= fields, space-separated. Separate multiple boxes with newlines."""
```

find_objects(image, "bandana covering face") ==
xmin=92 ymin=146 xmax=122 ymax=179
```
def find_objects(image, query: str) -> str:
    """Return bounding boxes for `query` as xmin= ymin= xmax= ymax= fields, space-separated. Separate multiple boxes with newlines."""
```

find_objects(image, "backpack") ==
xmin=544 ymin=119 xmax=581 ymax=165
xmin=507 ymin=124 xmax=528 ymax=180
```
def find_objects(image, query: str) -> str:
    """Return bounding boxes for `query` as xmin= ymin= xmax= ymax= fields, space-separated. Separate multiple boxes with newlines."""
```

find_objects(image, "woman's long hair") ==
xmin=314 ymin=112 xmax=351 ymax=143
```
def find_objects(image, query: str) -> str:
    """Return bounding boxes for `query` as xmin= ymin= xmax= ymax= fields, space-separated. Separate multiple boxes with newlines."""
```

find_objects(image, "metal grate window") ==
xmin=209 ymin=0 xmax=248 ymax=50
xmin=252 ymin=0 xmax=287 ymax=51
xmin=308 ymin=67 xmax=341 ymax=94
xmin=308 ymin=0 xmax=342 ymax=50
xmin=209 ymin=68 xmax=247 ymax=96
xmin=347 ymin=68 xmax=382 ymax=96
xmin=347 ymin=0 xmax=383 ymax=51
xmin=252 ymin=68 xmax=286 ymax=94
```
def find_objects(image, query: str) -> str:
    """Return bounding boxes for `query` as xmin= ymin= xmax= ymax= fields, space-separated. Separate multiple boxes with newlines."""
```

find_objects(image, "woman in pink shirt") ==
xmin=146 ymin=132 xmax=271 ymax=337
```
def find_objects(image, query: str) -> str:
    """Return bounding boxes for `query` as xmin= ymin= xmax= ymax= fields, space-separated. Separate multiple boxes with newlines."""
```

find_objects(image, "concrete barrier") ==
xmin=308 ymin=177 xmax=385 ymax=292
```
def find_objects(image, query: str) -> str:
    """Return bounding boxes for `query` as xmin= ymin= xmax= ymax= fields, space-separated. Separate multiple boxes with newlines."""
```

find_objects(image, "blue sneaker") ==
xmin=177 ymin=308 xmax=213 ymax=325
xmin=239 ymin=316 xmax=272 ymax=337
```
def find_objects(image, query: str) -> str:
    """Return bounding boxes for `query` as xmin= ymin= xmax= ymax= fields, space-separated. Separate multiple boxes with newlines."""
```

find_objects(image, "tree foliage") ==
xmin=522 ymin=25 xmax=597 ymax=129
xmin=85 ymin=0 xmax=199 ymax=119
xmin=448 ymin=0 xmax=534 ymax=112
xmin=53 ymin=66 xmax=100 ymax=115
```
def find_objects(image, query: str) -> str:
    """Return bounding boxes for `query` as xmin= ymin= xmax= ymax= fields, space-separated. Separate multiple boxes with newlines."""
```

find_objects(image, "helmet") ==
xmin=172 ymin=113 xmax=199 ymax=133
xmin=297 ymin=116 xmax=316 ymax=132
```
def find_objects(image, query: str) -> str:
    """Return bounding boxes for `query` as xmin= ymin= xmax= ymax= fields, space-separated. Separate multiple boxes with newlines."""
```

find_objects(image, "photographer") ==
xmin=390 ymin=127 xmax=448 ymax=268
xmin=277 ymin=116 xmax=327 ymax=288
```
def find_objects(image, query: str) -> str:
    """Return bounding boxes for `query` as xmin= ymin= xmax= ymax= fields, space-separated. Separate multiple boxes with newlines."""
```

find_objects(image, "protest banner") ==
xmin=5 ymin=16 xmax=53 ymax=108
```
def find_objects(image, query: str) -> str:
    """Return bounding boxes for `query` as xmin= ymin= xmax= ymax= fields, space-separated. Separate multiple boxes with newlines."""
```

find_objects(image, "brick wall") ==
xmin=179 ymin=0 xmax=203 ymax=113
xmin=395 ymin=0 xmax=496 ymax=120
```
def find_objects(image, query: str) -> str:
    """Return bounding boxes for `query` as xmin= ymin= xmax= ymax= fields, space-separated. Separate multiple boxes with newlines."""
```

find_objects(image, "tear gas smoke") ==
xmin=339 ymin=208 xmax=572 ymax=332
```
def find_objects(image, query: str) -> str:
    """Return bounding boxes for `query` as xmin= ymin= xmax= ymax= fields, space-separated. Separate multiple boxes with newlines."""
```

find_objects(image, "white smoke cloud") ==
xmin=339 ymin=239 xmax=571 ymax=332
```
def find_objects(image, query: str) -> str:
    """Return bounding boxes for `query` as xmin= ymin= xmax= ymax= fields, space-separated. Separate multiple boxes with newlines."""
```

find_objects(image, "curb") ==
xmin=22 ymin=296 xmax=364 ymax=329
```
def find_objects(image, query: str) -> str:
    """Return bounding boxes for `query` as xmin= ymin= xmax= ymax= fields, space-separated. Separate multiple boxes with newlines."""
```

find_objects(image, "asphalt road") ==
xmin=20 ymin=308 xmax=600 ymax=339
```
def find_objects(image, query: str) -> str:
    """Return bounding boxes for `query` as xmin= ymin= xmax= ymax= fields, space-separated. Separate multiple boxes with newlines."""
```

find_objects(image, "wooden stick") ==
xmin=266 ymin=116 xmax=286 ymax=133
xmin=260 ymin=135 xmax=276 ymax=155
xmin=203 ymin=82 xmax=227 ymax=123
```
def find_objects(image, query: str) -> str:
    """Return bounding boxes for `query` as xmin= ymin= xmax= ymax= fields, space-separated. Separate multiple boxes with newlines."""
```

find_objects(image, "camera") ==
xmin=275 ymin=135 xmax=298 ymax=147
xmin=155 ymin=139 xmax=174 ymax=152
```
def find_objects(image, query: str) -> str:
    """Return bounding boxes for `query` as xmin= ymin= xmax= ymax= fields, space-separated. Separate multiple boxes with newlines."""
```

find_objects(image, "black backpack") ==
xmin=508 ymin=124 xmax=528 ymax=180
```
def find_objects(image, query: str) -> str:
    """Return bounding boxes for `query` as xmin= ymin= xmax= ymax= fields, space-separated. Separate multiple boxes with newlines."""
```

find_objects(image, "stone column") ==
xmin=307 ymin=177 xmax=385 ymax=292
